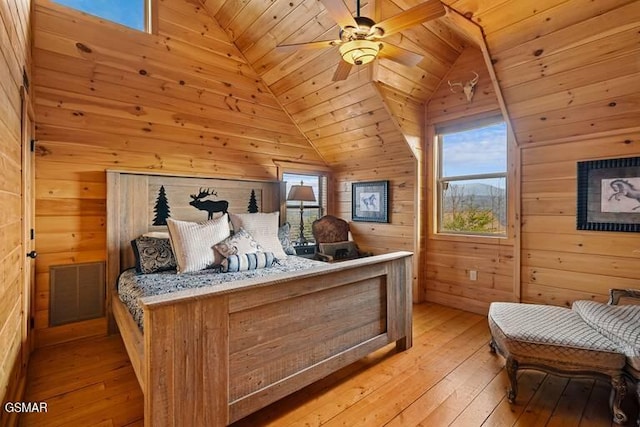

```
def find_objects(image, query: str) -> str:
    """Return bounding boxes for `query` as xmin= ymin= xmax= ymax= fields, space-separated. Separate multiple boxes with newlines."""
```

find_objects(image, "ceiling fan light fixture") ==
xmin=339 ymin=40 xmax=380 ymax=65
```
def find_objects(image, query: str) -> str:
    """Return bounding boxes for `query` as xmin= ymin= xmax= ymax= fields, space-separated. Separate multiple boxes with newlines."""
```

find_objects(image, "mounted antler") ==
xmin=448 ymin=71 xmax=480 ymax=102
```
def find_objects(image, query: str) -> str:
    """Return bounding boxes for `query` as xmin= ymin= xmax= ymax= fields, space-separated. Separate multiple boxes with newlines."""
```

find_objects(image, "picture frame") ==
xmin=576 ymin=156 xmax=640 ymax=232
xmin=352 ymin=180 xmax=389 ymax=223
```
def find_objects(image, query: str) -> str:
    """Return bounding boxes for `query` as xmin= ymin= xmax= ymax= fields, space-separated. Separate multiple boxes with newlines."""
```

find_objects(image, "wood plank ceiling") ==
xmin=197 ymin=0 xmax=472 ymax=170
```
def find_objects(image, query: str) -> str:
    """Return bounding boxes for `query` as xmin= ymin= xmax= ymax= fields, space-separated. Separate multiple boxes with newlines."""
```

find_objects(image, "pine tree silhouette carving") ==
xmin=248 ymin=189 xmax=259 ymax=213
xmin=153 ymin=185 xmax=171 ymax=225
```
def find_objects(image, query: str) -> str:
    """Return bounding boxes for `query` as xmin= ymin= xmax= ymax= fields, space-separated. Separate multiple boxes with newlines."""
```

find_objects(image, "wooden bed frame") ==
xmin=106 ymin=171 xmax=413 ymax=426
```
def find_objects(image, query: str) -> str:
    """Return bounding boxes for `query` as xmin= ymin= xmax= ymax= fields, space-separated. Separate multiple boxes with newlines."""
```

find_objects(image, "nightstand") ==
xmin=294 ymin=244 xmax=316 ymax=259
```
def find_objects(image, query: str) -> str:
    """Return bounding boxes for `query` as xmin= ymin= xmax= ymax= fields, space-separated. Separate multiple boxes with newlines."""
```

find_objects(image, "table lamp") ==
xmin=287 ymin=182 xmax=316 ymax=244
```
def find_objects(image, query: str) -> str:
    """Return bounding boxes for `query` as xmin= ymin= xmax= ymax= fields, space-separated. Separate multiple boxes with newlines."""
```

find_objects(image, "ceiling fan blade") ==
xmin=276 ymin=39 xmax=341 ymax=52
xmin=378 ymin=43 xmax=424 ymax=67
xmin=332 ymin=60 xmax=353 ymax=81
xmin=373 ymin=0 xmax=446 ymax=38
xmin=320 ymin=0 xmax=358 ymax=30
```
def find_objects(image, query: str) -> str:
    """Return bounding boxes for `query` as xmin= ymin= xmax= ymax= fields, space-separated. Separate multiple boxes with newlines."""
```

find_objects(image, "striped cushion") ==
xmin=222 ymin=252 xmax=275 ymax=272
xmin=489 ymin=302 xmax=625 ymax=371
xmin=573 ymin=300 xmax=640 ymax=370
xmin=167 ymin=214 xmax=230 ymax=273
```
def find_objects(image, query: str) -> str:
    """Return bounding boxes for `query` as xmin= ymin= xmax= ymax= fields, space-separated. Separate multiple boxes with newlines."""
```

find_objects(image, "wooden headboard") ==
xmin=105 ymin=170 xmax=283 ymax=332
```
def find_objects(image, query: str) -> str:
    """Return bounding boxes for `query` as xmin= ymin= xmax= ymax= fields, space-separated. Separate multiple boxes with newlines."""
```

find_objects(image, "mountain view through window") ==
xmin=438 ymin=121 xmax=507 ymax=235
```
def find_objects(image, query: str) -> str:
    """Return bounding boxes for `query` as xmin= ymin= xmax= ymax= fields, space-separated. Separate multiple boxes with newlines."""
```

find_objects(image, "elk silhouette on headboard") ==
xmin=189 ymin=188 xmax=229 ymax=219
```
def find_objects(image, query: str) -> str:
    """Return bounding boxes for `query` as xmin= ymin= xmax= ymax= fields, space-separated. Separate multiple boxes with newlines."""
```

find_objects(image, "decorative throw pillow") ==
xmin=229 ymin=212 xmax=288 ymax=259
xmin=222 ymin=252 xmax=276 ymax=272
xmin=214 ymin=228 xmax=263 ymax=258
xmin=131 ymin=236 xmax=176 ymax=274
xmin=167 ymin=214 xmax=230 ymax=273
xmin=278 ymin=222 xmax=296 ymax=255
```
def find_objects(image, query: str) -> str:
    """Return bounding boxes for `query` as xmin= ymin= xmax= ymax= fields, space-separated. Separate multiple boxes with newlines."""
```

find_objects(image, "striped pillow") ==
xmin=222 ymin=252 xmax=276 ymax=272
xmin=167 ymin=214 xmax=230 ymax=273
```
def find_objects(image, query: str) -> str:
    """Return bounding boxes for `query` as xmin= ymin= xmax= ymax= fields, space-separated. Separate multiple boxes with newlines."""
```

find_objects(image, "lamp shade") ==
xmin=287 ymin=185 xmax=316 ymax=202
xmin=339 ymin=40 xmax=380 ymax=65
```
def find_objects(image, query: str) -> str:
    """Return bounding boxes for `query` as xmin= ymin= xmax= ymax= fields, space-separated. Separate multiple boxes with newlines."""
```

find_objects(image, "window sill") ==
xmin=428 ymin=232 xmax=514 ymax=246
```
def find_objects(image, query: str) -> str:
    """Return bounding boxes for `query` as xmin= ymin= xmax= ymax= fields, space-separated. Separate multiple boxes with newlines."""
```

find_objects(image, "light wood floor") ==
xmin=22 ymin=303 xmax=638 ymax=426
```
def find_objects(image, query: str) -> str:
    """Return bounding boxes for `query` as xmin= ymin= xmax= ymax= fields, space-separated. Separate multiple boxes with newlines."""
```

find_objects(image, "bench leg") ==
xmin=610 ymin=375 xmax=627 ymax=425
xmin=489 ymin=338 xmax=497 ymax=354
xmin=506 ymin=356 xmax=518 ymax=403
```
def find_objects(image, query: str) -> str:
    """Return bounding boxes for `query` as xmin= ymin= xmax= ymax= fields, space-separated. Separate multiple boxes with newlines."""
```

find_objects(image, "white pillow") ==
xmin=167 ymin=214 xmax=230 ymax=273
xmin=229 ymin=212 xmax=288 ymax=259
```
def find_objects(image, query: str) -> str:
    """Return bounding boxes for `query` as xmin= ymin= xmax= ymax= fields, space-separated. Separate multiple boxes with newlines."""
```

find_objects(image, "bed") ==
xmin=106 ymin=171 xmax=413 ymax=426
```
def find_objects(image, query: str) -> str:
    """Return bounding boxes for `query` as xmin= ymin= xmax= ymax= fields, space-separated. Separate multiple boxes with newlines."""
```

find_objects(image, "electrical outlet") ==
xmin=469 ymin=270 xmax=478 ymax=281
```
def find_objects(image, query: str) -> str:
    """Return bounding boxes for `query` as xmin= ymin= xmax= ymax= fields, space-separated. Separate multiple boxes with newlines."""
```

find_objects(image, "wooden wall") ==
xmin=448 ymin=0 xmax=640 ymax=307
xmin=424 ymin=47 xmax=515 ymax=313
xmin=329 ymin=81 xmax=426 ymax=296
xmin=0 ymin=0 xmax=31 ymax=421
xmin=481 ymin=0 xmax=640 ymax=306
xmin=32 ymin=0 xmax=326 ymax=347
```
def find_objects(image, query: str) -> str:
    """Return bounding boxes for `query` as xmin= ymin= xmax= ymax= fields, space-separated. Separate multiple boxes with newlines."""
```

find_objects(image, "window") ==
xmin=53 ymin=0 xmax=152 ymax=32
xmin=284 ymin=173 xmax=327 ymax=243
xmin=436 ymin=119 xmax=507 ymax=236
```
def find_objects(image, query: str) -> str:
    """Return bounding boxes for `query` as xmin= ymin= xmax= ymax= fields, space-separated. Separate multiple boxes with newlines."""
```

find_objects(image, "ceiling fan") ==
xmin=276 ymin=0 xmax=446 ymax=81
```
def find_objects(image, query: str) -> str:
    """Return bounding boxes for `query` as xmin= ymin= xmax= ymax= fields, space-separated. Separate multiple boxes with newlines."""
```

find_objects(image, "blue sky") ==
xmin=441 ymin=122 xmax=507 ymax=178
xmin=54 ymin=0 xmax=144 ymax=30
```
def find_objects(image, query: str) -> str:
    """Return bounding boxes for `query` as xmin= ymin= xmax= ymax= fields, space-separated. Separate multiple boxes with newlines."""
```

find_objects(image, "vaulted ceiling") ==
xmin=194 ymin=0 xmax=480 ymax=169
xmin=187 ymin=0 xmax=638 ymax=170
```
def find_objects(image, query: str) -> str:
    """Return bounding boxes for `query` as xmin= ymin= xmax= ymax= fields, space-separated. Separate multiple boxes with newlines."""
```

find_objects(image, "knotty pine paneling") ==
xmin=424 ymin=46 xmax=513 ymax=313
xmin=0 ymin=0 xmax=31 ymax=422
xmin=32 ymin=0 xmax=326 ymax=346
xmin=476 ymin=1 xmax=639 ymax=307
xmin=519 ymin=132 xmax=640 ymax=306
xmin=333 ymin=156 xmax=419 ymax=299
xmin=425 ymin=0 xmax=639 ymax=310
xmin=427 ymin=47 xmax=499 ymax=121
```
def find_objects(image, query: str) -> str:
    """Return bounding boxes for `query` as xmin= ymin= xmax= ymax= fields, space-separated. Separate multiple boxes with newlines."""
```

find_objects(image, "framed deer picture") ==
xmin=577 ymin=156 xmax=640 ymax=232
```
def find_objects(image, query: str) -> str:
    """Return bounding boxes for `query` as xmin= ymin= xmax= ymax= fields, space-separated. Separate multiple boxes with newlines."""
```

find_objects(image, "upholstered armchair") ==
xmin=311 ymin=215 xmax=369 ymax=262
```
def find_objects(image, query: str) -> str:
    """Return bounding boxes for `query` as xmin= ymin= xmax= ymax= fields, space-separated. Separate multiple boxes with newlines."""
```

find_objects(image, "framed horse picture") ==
xmin=352 ymin=180 xmax=389 ymax=223
xmin=577 ymin=156 xmax=640 ymax=232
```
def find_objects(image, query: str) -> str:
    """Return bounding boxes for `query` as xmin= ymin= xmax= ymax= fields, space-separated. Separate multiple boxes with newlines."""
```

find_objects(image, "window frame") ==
xmin=282 ymin=171 xmax=329 ymax=243
xmin=435 ymin=116 xmax=508 ymax=238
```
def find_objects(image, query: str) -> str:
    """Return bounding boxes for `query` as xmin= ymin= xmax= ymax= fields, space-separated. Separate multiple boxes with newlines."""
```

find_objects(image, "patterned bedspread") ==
xmin=118 ymin=256 xmax=326 ymax=330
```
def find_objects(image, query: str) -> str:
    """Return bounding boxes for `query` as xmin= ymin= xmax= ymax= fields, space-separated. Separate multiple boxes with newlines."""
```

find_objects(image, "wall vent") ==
xmin=50 ymin=262 xmax=105 ymax=327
